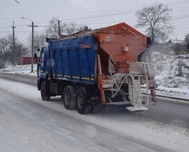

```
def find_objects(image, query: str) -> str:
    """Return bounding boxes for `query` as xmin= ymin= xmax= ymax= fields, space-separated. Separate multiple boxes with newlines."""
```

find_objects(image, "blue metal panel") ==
xmin=69 ymin=48 xmax=80 ymax=78
xmin=53 ymin=49 xmax=63 ymax=78
xmin=48 ymin=35 xmax=97 ymax=84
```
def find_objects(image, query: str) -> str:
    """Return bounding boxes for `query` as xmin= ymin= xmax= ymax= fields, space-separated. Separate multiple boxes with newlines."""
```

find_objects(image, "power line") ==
xmin=14 ymin=0 xmax=19 ymax=4
xmin=1 ymin=0 xmax=188 ymax=22
xmin=0 ymin=1 xmax=189 ymax=38
xmin=0 ymin=0 xmax=127 ymax=6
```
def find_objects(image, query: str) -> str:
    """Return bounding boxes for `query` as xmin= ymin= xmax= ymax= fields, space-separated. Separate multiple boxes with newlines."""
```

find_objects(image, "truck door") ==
xmin=37 ymin=47 xmax=48 ymax=78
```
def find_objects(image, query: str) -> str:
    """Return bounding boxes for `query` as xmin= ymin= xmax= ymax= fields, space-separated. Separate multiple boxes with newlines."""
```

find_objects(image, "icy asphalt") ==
xmin=0 ymin=76 xmax=189 ymax=152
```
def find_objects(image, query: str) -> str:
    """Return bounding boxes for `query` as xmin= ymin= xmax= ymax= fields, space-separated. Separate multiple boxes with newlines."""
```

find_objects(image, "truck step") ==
xmin=103 ymin=101 xmax=131 ymax=105
xmin=126 ymin=106 xmax=148 ymax=111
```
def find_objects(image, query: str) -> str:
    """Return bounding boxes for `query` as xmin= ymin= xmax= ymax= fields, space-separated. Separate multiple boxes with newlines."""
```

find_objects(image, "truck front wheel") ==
xmin=62 ymin=86 xmax=76 ymax=110
xmin=41 ymin=81 xmax=50 ymax=101
xmin=76 ymin=87 xmax=93 ymax=114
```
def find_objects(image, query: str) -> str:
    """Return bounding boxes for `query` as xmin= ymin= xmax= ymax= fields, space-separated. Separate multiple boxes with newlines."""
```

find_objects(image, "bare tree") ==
xmin=45 ymin=17 xmax=67 ymax=38
xmin=27 ymin=32 xmax=46 ymax=56
xmin=64 ymin=21 xmax=79 ymax=35
xmin=0 ymin=35 xmax=26 ymax=68
xmin=45 ymin=17 xmax=90 ymax=38
xmin=34 ymin=33 xmax=46 ymax=50
xmin=136 ymin=3 xmax=174 ymax=43
xmin=0 ymin=37 xmax=9 ymax=68
xmin=64 ymin=21 xmax=89 ymax=35
xmin=184 ymin=34 xmax=189 ymax=53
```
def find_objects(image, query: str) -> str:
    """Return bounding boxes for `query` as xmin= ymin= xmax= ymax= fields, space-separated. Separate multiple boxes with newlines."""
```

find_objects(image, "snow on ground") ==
xmin=0 ymin=58 xmax=189 ymax=151
xmin=0 ymin=51 xmax=189 ymax=100
xmin=152 ymin=50 xmax=189 ymax=99
xmin=0 ymin=64 xmax=38 ymax=77
xmin=0 ymin=78 xmax=189 ymax=152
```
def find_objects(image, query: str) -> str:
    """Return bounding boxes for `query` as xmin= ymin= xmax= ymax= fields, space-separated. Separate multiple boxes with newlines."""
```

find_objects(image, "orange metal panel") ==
xmin=94 ymin=22 xmax=147 ymax=74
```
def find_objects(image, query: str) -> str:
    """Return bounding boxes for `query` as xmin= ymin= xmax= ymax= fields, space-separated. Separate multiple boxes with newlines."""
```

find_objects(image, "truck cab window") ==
xmin=40 ymin=52 xmax=44 ymax=63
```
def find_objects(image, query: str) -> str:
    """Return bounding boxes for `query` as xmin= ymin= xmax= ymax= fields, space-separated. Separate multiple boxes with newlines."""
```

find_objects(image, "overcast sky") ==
xmin=0 ymin=0 xmax=189 ymax=44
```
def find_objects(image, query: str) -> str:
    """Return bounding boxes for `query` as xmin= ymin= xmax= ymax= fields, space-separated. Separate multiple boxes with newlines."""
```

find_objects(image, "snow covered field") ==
xmin=152 ymin=50 xmax=189 ymax=99
xmin=1 ymin=64 xmax=38 ymax=77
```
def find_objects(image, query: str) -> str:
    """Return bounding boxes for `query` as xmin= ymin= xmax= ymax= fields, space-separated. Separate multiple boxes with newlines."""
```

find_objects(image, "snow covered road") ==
xmin=0 ymin=78 xmax=189 ymax=152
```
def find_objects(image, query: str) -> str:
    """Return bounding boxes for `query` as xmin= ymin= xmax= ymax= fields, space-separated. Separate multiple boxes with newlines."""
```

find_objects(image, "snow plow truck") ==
xmin=37 ymin=22 xmax=156 ymax=114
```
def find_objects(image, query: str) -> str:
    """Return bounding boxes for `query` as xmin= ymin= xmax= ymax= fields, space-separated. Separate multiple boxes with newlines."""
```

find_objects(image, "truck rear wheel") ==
xmin=75 ymin=87 xmax=93 ymax=114
xmin=41 ymin=81 xmax=50 ymax=101
xmin=62 ymin=86 xmax=76 ymax=110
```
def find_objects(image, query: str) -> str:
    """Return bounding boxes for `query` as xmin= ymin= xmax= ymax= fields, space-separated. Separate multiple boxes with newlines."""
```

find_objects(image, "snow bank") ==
xmin=0 ymin=64 xmax=37 ymax=77
xmin=151 ymin=48 xmax=189 ymax=99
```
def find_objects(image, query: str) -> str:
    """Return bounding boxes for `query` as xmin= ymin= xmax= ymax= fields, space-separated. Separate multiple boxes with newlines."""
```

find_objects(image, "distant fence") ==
xmin=18 ymin=57 xmax=39 ymax=65
xmin=18 ymin=57 xmax=31 ymax=65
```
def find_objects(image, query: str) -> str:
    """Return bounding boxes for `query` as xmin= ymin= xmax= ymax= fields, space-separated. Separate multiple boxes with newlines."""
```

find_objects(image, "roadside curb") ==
xmin=0 ymin=72 xmax=37 ymax=86
xmin=155 ymin=94 xmax=189 ymax=105
xmin=142 ymin=91 xmax=189 ymax=105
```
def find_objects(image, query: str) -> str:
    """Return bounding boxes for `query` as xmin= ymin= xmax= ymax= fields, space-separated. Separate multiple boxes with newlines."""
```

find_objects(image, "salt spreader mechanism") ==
xmin=37 ymin=22 xmax=156 ymax=114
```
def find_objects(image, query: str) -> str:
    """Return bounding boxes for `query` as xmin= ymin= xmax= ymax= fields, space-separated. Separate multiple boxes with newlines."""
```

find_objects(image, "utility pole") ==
xmin=22 ymin=17 xmax=38 ymax=73
xmin=12 ymin=21 xmax=16 ymax=52
xmin=58 ymin=20 xmax=61 ymax=38
xmin=28 ymin=22 xmax=38 ymax=73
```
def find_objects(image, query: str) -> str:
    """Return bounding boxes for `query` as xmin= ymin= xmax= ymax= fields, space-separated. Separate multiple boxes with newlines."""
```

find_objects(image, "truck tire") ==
xmin=75 ymin=87 xmax=93 ymax=114
xmin=41 ymin=81 xmax=50 ymax=101
xmin=62 ymin=86 xmax=76 ymax=110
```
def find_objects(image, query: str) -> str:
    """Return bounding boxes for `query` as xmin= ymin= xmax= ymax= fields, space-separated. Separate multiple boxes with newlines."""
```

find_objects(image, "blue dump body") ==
xmin=48 ymin=35 xmax=97 ymax=85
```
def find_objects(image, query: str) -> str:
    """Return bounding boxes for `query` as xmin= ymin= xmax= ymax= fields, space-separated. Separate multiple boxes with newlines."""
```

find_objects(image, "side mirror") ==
xmin=34 ymin=53 xmax=38 ymax=63
xmin=147 ymin=37 xmax=152 ymax=46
